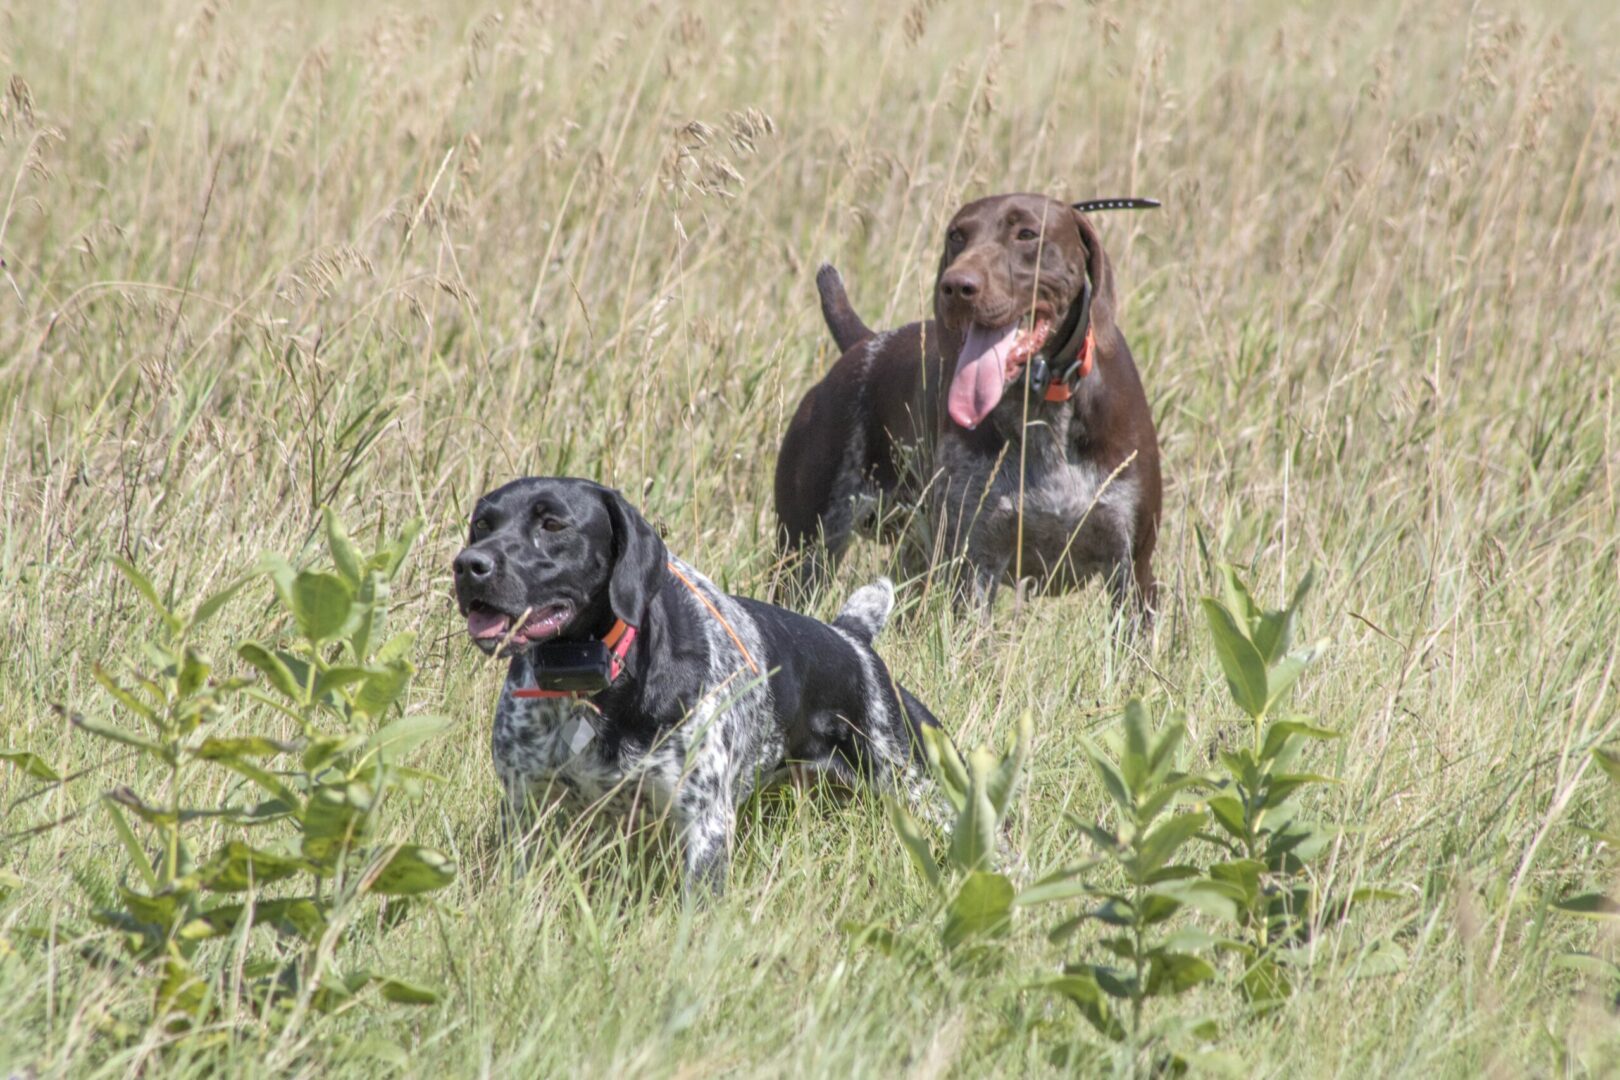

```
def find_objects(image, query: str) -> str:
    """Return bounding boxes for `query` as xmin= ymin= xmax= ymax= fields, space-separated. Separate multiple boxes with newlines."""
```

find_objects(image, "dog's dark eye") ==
xmin=539 ymin=517 xmax=566 ymax=533
xmin=946 ymin=228 xmax=966 ymax=248
xmin=1017 ymin=227 xmax=1040 ymax=241
xmin=472 ymin=517 xmax=490 ymax=534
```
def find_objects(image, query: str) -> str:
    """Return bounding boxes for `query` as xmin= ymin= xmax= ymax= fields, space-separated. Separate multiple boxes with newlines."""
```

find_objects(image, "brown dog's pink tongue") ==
xmin=467 ymin=609 xmax=511 ymax=640
xmin=947 ymin=323 xmax=1020 ymax=430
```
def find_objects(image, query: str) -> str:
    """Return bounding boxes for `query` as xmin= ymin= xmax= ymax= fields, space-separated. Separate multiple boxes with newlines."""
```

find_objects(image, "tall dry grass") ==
xmin=2 ymin=0 xmax=1618 ymax=1074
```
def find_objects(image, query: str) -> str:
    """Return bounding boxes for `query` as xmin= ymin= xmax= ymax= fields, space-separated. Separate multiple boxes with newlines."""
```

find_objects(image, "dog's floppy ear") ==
xmin=1072 ymin=208 xmax=1119 ymax=338
xmin=596 ymin=484 xmax=667 ymax=627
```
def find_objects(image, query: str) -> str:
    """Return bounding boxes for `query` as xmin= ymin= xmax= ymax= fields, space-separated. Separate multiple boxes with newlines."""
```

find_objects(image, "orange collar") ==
xmin=1040 ymin=325 xmax=1095 ymax=403
xmin=510 ymin=561 xmax=762 ymax=700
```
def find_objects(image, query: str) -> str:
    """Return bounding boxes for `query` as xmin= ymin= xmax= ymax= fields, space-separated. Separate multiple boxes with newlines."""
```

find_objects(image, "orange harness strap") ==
xmin=664 ymin=561 xmax=762 ymax=675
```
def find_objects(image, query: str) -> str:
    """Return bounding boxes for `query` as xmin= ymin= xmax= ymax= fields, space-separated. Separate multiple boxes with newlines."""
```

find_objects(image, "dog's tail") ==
xmin=834 ymin=577 xmax=894 ymax=645
xmin=817 ymin=264 xmax=874 ymax=354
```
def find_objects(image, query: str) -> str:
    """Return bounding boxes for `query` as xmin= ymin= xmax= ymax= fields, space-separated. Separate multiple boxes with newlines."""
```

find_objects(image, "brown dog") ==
xmin=774 ymin=193 xmax=1161 ymax=614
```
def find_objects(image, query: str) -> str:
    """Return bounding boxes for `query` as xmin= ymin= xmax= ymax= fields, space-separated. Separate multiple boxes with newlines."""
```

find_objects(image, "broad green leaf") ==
xmin=354 ymin=661 xmax=414 ymax=718
xmin=114 ymin=886 xmax=181 ymax=931
xmin=1261 ymin=718 xmax=1339 ymax=762
xmin=363 ymin=519 xmax=419 ymax=580
xmin=110 ymin=556 xmax=181 ymax=633
xmin=1552 ymin=893 xmax=1620 ymax=920
xmin=255 ymin=552 xmax=297 ymax=608
xmin=1242 ymin=956 xmax=1291 ymax=1006
xmin=303 ymin=733 xmax=367 ymax=772
xmin=1085 ymin=964 xmax=1137 ymax=1001
xmin=941 ymin=871 xmax=1014 ymax=950
xmin=1207 ymin=794 xmax=1247 ymax=839
xmin=311 ymin=968 xmax=376 ymax=1013
xmin=350 ymin=575 xmax=386 ymax=663
xmin=1013 ymin=876 xmax=1095 ymax=907
xmin=156 ymin=954 xmax=208 ymax=1017
xmin=1136 ymin=812 xmax=1207 ymax=878
xmin=211 ymin=755 xmax=298 ymax=805
xmin=367 ymin=844 xmax=456 ymax=896
xmin=324 ymin=508 xmax=365 ymax=587
xmin=314 ymin=665 xmax=373 ymax=701
xmin=1137 ymin=773 xmax=1200 ymax=827
xmin=922 ymin=726 xmax=969 ymax=810
xmin=1350 ymin=938 xmax=1408 ymax=978
xmin=189 ymin=576 xmax=248 ymax=630
xmin=1092 ymin=898 xmax=1138 ymax=926
xmin=192 ymin=735 xmax=296 ymax=760
xmin=1147 ymin=710 xmax=1188 ymax=781
xmin=1551 ymin=952 xmax=1620 ymax=980
xmin=887 ymin=798 xmax=942 ymax=893
xmin=291 ymin=571 xmax=353 ymax=643
xmin=1120 ymin=699 xmax=1151 ymax=793
xmin=1147 ymin=951 xmax=1216 ymax=995
xmin=91 ymin=666 xmax=158 ymax=724
xmin=1158 ymin=878 xmax=1243 ymax=922
xmin=1217 ymin=565 xmax=1260 ymax=637
xmin=948 ymin=749 xmax=1000 ymax=873
xmin=1037 ymin=974 xmax=1125 ymax=1041
xmin=108 ymin=786 xmax=183 ymax=826
xmin=198 ymin=897 xmax=327 ymax=941
xmin=72 ymin=713 xmax=164 ymax=757
xmin=1086 ymin=747 xmax=1134 ymax=815
xmin=176 ymin=646 xmax=212 ymax=699
xmin=1218 ymin=748 xmax=1261 ymax=790
xmin=198 ymin=841 xmax=305 ymax=892
xmin=1201 ymin=599 xmax=1269 ymax=719
xmin=239 ymin=642 xmax=304 ymax=703
xmin=1162 ymin=926 xmax=1222 ymax=953
xmin=1283 ymin=565 xmax=1317 ymax=634
xmin=103 ymin=801 xmax=160 ymax=891
xmin=374 ymin=631 xmax=416 ymax=666
xmin=985 ymin=711 xmax=1032 ymax=818
xmin=1 ymin=749 xmax=60 ymax=782
xmin=1264 ymin=645 xmax=1316 ymax=710
xmin=363 ymin=713 xmax=451 ymax=766
xmin=1209 ymin=859 xmax=1264 ymax=906
xmin=1253 ymin=565 xmax=1315 ymax=662
xmin=379 ymin=977 xmax=440 ymax=1005
xmin=1138 ymin=891 xmax=1183 ymax=925
xmin=301 ymin=783 xmax=373 ymax=867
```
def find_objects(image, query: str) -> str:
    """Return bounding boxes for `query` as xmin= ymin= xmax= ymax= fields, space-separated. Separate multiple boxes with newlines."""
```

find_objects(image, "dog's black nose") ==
xmin=453 ymin=548 xmax=495 ymax=581
xmin=939 ymin=267 xmax=982 ymax=300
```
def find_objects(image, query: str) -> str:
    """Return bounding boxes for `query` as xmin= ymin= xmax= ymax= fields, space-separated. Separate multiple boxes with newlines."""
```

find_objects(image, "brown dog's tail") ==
xmin=816 ymin=264 xmax=873 ymax=354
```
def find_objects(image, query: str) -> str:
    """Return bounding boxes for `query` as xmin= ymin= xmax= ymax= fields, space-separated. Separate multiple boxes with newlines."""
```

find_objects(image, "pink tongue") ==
xmin=947 ymin=323 xmax=1020 ymax=430
xmin=467 ymin=609 xmax=511 ymax=640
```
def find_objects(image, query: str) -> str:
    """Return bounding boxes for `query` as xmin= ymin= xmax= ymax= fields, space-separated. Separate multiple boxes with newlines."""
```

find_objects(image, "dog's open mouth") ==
xmin=466 ymin=601 xmax=574 ymax=650
xmin=947 ymin=308 xmax=1054 ymax=430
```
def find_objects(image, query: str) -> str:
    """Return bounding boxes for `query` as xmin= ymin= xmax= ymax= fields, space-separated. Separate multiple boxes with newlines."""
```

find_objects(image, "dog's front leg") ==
xmin=675 ymin=793 xmax=735 ymax=899
xmin=669 ymin=716 xmax=740 ymax=900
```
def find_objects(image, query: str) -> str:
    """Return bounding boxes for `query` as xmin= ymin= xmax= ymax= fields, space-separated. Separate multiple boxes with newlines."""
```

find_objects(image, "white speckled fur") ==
xmin=938 ymin=399 xmax=1140 ymax=609
xmin=492 ymin=557 xmax=933 ymax=895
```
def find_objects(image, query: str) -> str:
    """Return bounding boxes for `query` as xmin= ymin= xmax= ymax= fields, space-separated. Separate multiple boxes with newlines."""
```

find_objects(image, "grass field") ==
xmin=3 ymin=0 xmax=1620 ymax=1074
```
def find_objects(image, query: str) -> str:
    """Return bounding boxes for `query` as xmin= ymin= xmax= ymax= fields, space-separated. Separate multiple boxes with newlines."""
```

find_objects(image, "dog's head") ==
xmin=452 ymin=477 xmax=667 ymax=656
xmin=934 ymin=193 xmax=1116 ymax=431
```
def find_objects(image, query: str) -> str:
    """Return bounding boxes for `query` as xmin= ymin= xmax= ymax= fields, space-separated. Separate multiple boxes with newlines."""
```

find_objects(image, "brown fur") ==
xmin=775 ymin=194 xmax=1161 ymax=614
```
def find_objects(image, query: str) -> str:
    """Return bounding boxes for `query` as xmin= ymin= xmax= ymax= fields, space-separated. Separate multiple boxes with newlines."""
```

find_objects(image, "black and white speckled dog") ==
xmin=452 ymin=476 xmax=943 ymax=896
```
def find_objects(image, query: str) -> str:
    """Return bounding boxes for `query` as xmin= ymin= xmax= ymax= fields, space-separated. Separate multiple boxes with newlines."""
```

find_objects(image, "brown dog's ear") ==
xmin=595 ymin=484 xmax=667 ymax=628
xmin=1072 ymin=209 xmax=1119 ymax=336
